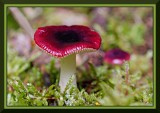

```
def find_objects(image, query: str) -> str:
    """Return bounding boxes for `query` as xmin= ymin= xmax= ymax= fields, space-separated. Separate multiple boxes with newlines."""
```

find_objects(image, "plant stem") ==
xmin=9 ymin=7 xmax=34 ymax=38
xmin=125 ymin=66 xmax=129 ymax=85
xmin=125 ymin=62 xmax=130 ymax=85
xmin=59 ymin=54 xmax=77 ymax=93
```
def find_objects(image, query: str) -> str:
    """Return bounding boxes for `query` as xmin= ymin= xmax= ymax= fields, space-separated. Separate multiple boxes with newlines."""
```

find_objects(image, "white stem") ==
xmin=59 ymin=54 xmax=77 ymax=93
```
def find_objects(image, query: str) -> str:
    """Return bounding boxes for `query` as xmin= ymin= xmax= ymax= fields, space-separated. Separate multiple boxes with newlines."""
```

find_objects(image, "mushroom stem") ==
xmin=59 ymin=54 xmax=77 ymax=92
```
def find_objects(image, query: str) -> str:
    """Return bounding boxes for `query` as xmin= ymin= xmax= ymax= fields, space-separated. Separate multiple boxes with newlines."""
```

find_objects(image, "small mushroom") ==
xmin=104 ymin=48 xmax=131 ymax=84
xmin=34 ymin=25 xmax=101 ymax=92
xmin=104 ymin=48 xmax=130 ymax=65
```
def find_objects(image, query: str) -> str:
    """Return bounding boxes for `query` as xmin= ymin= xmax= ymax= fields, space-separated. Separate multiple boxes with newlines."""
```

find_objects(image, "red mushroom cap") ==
xmin=34 ymin=25 xmax=101 ymax=58
xmin=104 ymin=48 xmax=130 ymax=65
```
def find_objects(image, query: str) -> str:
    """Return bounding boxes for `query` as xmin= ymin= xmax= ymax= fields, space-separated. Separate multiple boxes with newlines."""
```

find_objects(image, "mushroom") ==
xmin=103 ymin=48 xmax=130 ymax=84
xmin=104 ymin=48 xmax=130 ymax=65
xmin=34 ymin=25 xmax=101 ymax=92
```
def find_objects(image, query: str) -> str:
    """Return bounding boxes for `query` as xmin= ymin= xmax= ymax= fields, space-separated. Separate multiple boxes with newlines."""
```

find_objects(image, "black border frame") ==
xmin=0 ymin=0 xmax=160 ymax=112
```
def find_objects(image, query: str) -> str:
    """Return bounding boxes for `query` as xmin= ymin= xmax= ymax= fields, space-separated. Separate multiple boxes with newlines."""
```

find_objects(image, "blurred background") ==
xmin=7 ymin=7 xmax=153 ymax=106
